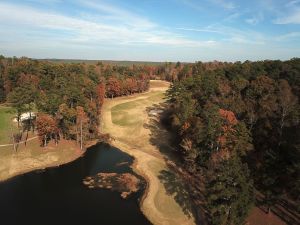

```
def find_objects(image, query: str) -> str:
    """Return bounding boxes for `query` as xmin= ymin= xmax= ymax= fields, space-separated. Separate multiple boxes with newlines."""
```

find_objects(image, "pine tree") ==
xmin=206 ymin=157 xmax=254 ymax=225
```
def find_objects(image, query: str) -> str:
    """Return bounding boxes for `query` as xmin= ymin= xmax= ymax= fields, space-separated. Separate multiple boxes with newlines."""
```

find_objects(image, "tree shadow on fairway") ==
xmin=144 ymin=103 xmax=207 ymax=224
xmin=158 ymin=169 xmax=195 ymax=219
xmin=144 ymin=103 xmax=199 ymax=221
xmin=144 ymin=103 xmax=182 ymax=164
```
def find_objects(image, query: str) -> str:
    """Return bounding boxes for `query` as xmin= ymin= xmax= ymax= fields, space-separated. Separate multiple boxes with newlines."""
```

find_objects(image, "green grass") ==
xmin=110 ymin=99 xmax=146 ymax=127
xmin=147 ymin=92 xmax=165 ymax=102
xmin=111 ymin=111 xmax=142 ymax=127
xmin=111 ymin=101 xmax=140 ymax=111
xmin=111 ymin=102 xmax=142 ymax=127
xmin=110 ymin=91 xmax=166 ymax=127
xmin=0 ymin=106 xmax=17 ymax=144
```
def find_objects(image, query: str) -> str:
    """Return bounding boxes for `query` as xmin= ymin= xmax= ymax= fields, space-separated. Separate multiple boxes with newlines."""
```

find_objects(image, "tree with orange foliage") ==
xmin=125 ymin=77 xmax=138 ymax=95
xmin=106 ymin=77 xmax=121 ymax=98
xmin=36 ymin=114 xmax=59 ymax=147
xmin=206 ymin=109 xmax=253 ymax=225
xmin=214 ymin=109 xmax=252 ymax=162
xmin=213 ymin=109 xmax=238 ymax=161
xmin=96 ymin=82 xmax=105 ymax=107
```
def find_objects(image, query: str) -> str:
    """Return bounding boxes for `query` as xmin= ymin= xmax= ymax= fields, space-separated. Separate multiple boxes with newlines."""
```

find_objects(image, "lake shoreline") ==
xmin=0 ymin=142 xmax=152 ymax=225
xmin=0 ymin=140 xmax=99 ymax=183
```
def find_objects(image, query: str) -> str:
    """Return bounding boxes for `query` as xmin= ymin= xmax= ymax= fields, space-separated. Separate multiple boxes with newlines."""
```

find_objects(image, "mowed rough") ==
xmin=101 ymin=80 xmax=196 ymax=225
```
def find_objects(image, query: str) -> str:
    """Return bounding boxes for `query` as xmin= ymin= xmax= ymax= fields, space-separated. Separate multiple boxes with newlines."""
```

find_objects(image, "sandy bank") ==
xmin=0 ymin=139 xmax=87 ymax=182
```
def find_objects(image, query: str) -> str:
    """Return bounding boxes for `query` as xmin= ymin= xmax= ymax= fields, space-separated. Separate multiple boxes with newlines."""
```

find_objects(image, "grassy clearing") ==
xmin=0 ymin=106 xmax=17 ymax=144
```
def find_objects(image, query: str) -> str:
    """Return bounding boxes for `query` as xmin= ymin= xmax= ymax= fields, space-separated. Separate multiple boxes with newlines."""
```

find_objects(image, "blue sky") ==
xmin=0 ymin=0 xmax=299 ymax=62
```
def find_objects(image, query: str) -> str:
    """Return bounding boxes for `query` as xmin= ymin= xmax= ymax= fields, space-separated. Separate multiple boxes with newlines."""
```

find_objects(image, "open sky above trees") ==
xmin=0 ymin=0 xmax=300 ymax=62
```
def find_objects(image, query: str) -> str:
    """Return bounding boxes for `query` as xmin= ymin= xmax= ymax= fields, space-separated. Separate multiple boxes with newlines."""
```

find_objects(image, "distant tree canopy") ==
xmin=0 ymin=57 xmax=151 ymax=147
xmin=165 ymin=58 xmax=300 ymax=224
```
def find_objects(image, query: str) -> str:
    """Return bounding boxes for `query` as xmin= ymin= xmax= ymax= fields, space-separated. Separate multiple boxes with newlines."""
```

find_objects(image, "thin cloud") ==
xmin=179 ymin=0 xmax=236 ymax=10
xmin=223 ymin=12 xmax=241 ymax=22
xmin=78 ymin=0 xmax=156 ymax=29
xmin=177 ymin=25 xmax=266 ymax=45
xmin=275 ymin=32 xmax=300 ymax=41
xmin=209 ymin=0 xmax=237 ymax=10
xmin=0 ymin=2 xmax=212 ymax=47
xmin=176 ymin=27 xmax=224 ymax=34
xmin=272 ymin=0 xmax=300 ymax=24
xmin=1 ymin=0 xmax=299 ymax=61
xmin=245 ymin=13 xmax=264 ymax=25
xmin=286 ymin=0 xmax=300 ymax=7
xmin=177 ymin=0 xmax=203 ymax=11
xmin=274 ymin=8 xmax=300 ymax=24
xmin=27 ymin=0 xmax=62 ymax=3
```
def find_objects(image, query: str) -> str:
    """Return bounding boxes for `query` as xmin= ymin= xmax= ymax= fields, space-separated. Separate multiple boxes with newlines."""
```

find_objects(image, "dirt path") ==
xmin=101 ymin=80 xmax=196 ymax=225
xmin=0 ymin=136 xmax=38 ymax=147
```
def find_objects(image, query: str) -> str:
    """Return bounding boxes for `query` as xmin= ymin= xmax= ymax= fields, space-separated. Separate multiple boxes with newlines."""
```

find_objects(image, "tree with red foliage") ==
xmin=219 ymin=109 xmax=238 ymax=125
xmin=125 ymin=77 xmax=138 ymax=95
xmin=36 ymin=114 xmax=59 ymax=147
xmin=96 ymin=82 xmax=105 ymax=107
xmin=213 ymin=109 xmax=238 ymax=161
xmin=106 ymin=77 xmax=121 ymax=98
xmin=137 ymin=74 xmax=149 ymax=93
xmin=17 ymin=73 xmax=39 ymax=87
xmin=214 ymin=109 xmax=251 ymax=162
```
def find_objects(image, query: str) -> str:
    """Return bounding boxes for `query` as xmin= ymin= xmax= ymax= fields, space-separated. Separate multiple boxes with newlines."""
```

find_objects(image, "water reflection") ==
xmin=0 ymin=143 xmax=151 ymax=225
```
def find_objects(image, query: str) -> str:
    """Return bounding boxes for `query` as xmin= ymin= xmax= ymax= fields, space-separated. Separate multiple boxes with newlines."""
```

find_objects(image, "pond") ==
xmin=0 ymin=143 xmax=152 ymax=225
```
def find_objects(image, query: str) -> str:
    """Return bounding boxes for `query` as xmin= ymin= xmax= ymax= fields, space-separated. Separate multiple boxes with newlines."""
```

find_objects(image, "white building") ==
xmin=13 ymin=112 xmax=36 ymax=122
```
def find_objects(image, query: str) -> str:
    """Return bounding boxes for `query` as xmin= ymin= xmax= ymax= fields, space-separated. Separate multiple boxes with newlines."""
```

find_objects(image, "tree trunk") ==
xmin=17 ymin=116 xmax=20 ymax=128
xmin=278 ymin=110 xmax=286 ymax=146
xmin=80 ymin=120 xmax=83 ymax=150
xmin=25 ymin=130 xmax=28 ymax=147
xmin=10 ymin=125 xmax=16 ymax=153
xmin=44 ymin=135 xmax=47 ymax=147
xmin=76 ymin=125 xmax=79 ymax=144
xmin=55 ymin=134 xmax=58 ymax=146
xmin=29 ymin=111 xmax=32 ymax=131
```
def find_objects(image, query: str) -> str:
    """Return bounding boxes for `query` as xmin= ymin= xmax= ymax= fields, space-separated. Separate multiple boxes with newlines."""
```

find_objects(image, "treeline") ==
xmin=165 ymin=58 xmax=300 ymax=224
xmin=0 ymin=56 xmax=150 ymax=147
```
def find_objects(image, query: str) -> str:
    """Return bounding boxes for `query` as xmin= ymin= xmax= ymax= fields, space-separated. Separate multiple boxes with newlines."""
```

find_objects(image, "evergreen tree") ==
xmin=206 ymin=157 xmax=254 ymax=225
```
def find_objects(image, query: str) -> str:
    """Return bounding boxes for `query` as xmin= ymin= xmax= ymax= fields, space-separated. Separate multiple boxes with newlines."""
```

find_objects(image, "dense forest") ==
xmin=1 ymin=55 xmax=299 ymax=224
xmin=164 ymin=58 xmax=300 ymax=224
xmin=0 ymin=56 xmax=150 ymax=147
